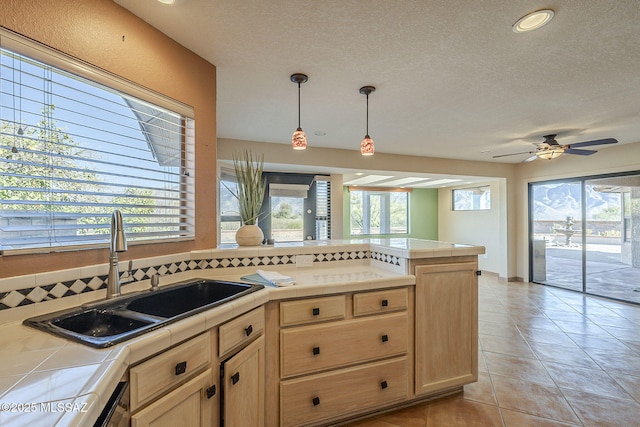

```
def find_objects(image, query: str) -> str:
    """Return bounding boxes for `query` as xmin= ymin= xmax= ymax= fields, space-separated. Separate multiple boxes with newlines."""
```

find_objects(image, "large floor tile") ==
xmin=492 ymin=375 xmax=581 ymax=425
xmin=480 ymin=334 xmax=536 ymax=359
xmin=463 ymin=372 xmax=497 ymax=405
xmin=501 ymin=409 xmax=582 ymax=427
xmin=425 ymin=395 xmax=503 ymax=427
xmin=543 ymin=362 xmax=632 ymax=400
xmin=561 ymin=388 xmax=640 ymax=427
xmin=484 ymin=352 xmax=554 ymax=385
xmin=530 ymin=342 xmax=600 ymax=369
xmin=518 ymin=326 xmax=576 ymax=347
xmin=607 ymin=372 xmax=640 ymax=402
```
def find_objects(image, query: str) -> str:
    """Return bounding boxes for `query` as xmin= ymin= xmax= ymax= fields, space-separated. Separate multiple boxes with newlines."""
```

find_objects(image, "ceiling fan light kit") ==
xmin=494 ymin=134 xmax=618 ymax=162
xmin=290 ymin=73 xmax=308 ymax=150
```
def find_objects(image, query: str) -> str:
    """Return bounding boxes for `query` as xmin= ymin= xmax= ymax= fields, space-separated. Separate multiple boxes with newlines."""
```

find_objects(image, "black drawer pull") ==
xmin=381 ymin=299 xmax=389 ymax=307
xmin=245 ymin=324 xmax=253 ymax=336
xmin=312 ymin=396 xmax=320 ymax=406
xmin=231 ymin=372 xmax=240 ymax=385
xmin=380 ymin=380 xmax=388 ymax=389
xmin=206 ymin=385 xmax=216 ymax=399
xmin=381 ymin=334 xmax=389 ymax=343
xmin=312 ymin=346 xmax=320 ymax=355
xmin=175 ymin=361 xmax=187 ymax=375
xmin=312 ymin=307 xmax=320 ymax=316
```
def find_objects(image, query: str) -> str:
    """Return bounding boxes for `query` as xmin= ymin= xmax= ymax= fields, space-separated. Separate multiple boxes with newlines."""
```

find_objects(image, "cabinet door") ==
xmin=415 ymin=262 xmax=478 ymax=396
xmin=132 ymin=369 xmax=216 ymax=427
xmin=223 ymin=336 xmax=265 ymax=427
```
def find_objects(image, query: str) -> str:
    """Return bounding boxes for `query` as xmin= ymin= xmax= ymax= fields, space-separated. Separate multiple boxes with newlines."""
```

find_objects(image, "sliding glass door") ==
xmin=529 ymin=172 xmax=640 ymax=304
xmin=530 ymin=180 xmax=583 ymax=292
xmin=585 ymin=175 xmax=640 ymax=302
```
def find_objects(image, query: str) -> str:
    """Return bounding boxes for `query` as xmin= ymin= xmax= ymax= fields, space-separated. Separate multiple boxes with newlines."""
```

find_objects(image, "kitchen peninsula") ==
xmin=0 ymin=239 xmax=484 ymax=426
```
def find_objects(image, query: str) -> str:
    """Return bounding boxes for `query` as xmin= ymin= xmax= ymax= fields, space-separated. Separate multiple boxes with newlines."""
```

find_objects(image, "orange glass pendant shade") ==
xmin=360 ymin=135 xmax=375 ymax=156
xmin=292 ymin=128 xmax=307 ymax=150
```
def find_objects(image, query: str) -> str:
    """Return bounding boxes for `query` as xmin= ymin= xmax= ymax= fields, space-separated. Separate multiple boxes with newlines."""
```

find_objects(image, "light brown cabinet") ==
xmin=414 ymin=261 xmax=478 ymax=396
xmin=129 ymin=331 xmax=219 ymax=427
xmin=128 ymin=306 xmax=267 ymax=427
xmin=131 ymin=369 xmax=216 ymax=427
xmin=277 ymin=288 xmax=411 ymax=427
xmin=222 ymin=336 xmax=265 ymax=427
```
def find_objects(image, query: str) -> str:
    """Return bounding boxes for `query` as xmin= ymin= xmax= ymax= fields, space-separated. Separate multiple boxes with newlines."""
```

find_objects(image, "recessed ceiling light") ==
xmin=512 ymin=9 xmax=554 ymax=33
xmin=157 ymin=0 xmax=176 ymax=4
xmin=314 ymin=131 xmax=326 ymax=136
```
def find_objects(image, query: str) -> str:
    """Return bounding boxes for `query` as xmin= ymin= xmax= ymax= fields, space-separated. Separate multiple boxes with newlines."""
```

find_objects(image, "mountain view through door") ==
xmin=530 ymin=173 xmax=640 ymax=304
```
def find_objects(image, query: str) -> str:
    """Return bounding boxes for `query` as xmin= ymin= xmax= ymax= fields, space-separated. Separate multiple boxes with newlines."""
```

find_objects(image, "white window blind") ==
xmin=0 ymin=29 xmax=195 ymax=254
xmin=315 ymin=176 xmax=330 ymax=240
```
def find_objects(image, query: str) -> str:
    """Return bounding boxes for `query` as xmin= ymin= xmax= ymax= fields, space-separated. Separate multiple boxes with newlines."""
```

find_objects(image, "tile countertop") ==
xmin=0 ymin=263 xmax=415 ymax=427
xmin=216 ymin=237 xmax=485 ymax=259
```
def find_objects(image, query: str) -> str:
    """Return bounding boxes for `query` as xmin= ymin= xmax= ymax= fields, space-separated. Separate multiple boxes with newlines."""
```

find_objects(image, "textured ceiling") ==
xmin=114 ymin=0 xmax=640 ymax=164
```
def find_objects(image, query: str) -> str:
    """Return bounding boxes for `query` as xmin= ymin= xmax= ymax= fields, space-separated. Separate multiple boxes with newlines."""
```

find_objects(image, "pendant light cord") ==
xmin=365 ymin=93 xmax=369 ymax=136
xmin=297 ymin=82 xmax=302 ymax=130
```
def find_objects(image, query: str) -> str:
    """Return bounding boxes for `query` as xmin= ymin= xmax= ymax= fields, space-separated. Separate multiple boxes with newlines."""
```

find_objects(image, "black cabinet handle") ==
xmin=381 ymin=299 xmax=389 ymax=307
xmin=312 ymin=346 xmax=320 ymax=355
xmin=245 ymin=324 xmax=253 ymax=336
xmin=380 ymin=380 xmax=388 ymax=389
xmin=175 ymin=361 xmax=187 ymax=375
xmin=206 ymin=385 xmax=216 ymax=399
xmin=381 ymin=334 xmax=389 ymax=343
xmin=231 ymin=372 xmax=240 ymax=385
xmin=312 ymin=307 xmax=320 ymax=316
xmin=312 ymin=396 xmax=320 ymax=406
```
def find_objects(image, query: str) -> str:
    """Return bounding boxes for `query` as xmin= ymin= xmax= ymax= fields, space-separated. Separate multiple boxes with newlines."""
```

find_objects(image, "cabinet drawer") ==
xmin=280 ymin=295 xmax=345 ymax=327
xmin=130 ymin=332 xmax=211 ymax=412
xmin=281 ymin=312 xmax=408 ymax=378
xmin=281 ymin=356 xmax=409 ymax=427
xmin=219 ymin=306 xmax=264 ymax=357
xmin=353 ymin=287 xmax=408 ymax=316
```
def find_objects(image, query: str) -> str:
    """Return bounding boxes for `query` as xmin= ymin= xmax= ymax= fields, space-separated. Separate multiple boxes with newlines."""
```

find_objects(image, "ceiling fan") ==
xmin=493 ymin=134 xmax=618 ymax=162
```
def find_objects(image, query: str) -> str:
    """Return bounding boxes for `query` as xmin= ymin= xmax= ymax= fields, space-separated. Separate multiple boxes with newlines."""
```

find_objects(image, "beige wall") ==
xmin=438 ymin=179 xmax=508 ymax=278
xmin=0 ymin=0 xmax=217 ymax=278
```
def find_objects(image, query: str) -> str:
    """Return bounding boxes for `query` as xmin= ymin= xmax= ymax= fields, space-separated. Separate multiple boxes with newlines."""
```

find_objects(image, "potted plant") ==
xmin=229 ymin=150 xmax=266 ymax=246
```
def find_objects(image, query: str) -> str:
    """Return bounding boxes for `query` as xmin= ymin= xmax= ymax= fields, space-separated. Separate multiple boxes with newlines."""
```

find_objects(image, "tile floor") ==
xmin=344 ymin=275 xmax=640 ymax=427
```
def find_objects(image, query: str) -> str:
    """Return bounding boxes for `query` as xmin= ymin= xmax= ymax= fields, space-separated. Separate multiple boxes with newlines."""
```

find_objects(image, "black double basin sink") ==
xmin=24 ymin=279 xmax=263 ymax=348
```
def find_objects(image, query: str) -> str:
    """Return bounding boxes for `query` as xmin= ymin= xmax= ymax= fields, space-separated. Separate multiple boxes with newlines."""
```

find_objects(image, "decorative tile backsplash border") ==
xmin=0 ymin=250 xmax=373 ymax=311
xmin=370 ymin=251 xmax=401 ymax=266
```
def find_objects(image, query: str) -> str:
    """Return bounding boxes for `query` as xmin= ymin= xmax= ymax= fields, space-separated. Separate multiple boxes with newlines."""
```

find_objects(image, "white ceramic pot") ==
xmin=235 ymin=224 xmax=264 ymax=246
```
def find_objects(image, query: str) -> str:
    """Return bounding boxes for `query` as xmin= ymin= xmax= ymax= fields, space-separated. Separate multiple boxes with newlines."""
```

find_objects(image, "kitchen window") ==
xmin=0 ymin=29 xmax=195 ymax=254
xmin=219 ymin=172 xmax=331 ymax=243
xmin=452 ymin=185 xmax=491 ymax=211
xmin=349 ymin=187 xmax=409 ymax=235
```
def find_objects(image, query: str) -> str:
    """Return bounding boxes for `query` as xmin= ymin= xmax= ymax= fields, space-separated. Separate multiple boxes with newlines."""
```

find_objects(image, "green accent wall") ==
xmin=343 ymin=187 xmax=438 ymax=239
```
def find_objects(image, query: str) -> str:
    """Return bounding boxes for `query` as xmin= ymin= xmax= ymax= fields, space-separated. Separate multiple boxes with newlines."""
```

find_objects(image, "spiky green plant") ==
xmin=231 ymin=150 xmax=266 ymax=225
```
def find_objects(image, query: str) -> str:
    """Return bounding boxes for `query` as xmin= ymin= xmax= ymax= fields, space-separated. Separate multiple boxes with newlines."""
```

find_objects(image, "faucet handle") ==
xmin=150 ymin=274 xmax=160 ymax=291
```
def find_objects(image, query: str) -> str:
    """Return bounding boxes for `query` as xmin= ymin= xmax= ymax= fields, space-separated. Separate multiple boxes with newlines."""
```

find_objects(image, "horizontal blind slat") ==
xmin=1 ymin=32 xmax=195 ymax=253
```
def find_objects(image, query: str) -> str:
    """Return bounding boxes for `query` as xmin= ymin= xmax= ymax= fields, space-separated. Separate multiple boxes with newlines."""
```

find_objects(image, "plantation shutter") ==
xmin=0 ymin=29 xmax=195 ymax=254
xmin=315 ymin=176 xmax=331 ymax=239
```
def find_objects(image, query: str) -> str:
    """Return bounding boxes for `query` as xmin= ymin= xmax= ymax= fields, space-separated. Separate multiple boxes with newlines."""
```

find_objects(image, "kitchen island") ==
xmin=0 ymin=239 xmax=484 ymax=426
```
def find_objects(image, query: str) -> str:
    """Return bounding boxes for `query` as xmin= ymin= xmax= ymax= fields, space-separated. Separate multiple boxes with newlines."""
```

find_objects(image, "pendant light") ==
xmin=290 ymin=73 xmax=308 ymax=150
xmin=359 ymin=86 xmax=376 ymax=156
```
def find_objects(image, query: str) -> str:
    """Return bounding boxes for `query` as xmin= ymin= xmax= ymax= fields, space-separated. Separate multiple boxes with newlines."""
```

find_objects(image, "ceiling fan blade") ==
xmin=567 ymin=138 xmax=618 ymax=148
xmin=492 ymin=151 xmax=534 ymax=158
xmin=564 ymin=148 xmax=597 ymax=156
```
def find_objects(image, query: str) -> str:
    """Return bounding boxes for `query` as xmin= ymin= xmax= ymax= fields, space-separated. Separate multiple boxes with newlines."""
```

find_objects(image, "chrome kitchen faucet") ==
xmin=106 ymin=210 xmax=128 ymax=299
